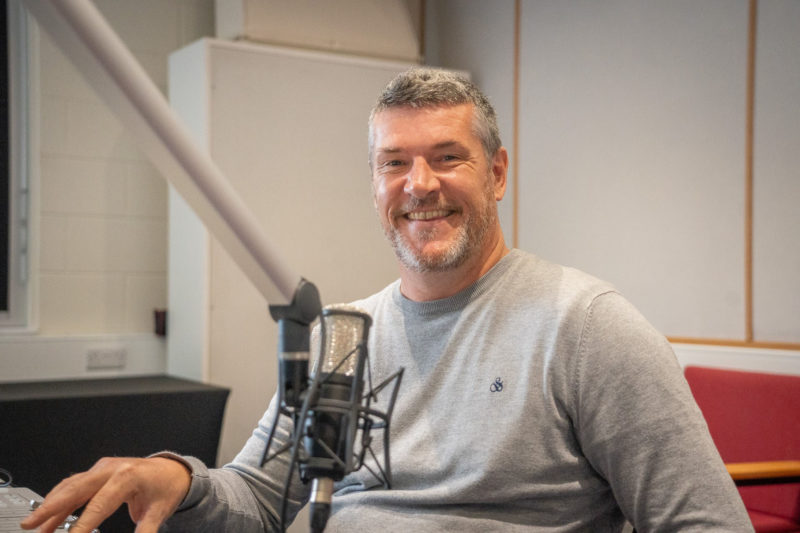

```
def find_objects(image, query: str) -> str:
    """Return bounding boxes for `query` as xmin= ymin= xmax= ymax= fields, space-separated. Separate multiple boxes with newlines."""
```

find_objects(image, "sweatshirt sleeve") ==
xmin=572 ymin=291 xmax=753 ymax=532
xmin=156 ymin=395 xmax=311 ymax=532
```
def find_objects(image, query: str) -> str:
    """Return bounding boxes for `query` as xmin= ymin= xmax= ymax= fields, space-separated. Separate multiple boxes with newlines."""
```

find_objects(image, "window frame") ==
xmin=1 ymin=0 xmax=34 ymax=330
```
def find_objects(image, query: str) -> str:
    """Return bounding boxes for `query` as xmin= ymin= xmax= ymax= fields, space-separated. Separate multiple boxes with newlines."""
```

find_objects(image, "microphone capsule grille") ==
xmin=318 ymin=304 xmax=372 ymax=377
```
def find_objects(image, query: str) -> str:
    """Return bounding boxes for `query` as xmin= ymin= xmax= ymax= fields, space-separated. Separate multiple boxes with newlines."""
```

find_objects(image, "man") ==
xmin=23 ymin=68 xmax=752 ymax=532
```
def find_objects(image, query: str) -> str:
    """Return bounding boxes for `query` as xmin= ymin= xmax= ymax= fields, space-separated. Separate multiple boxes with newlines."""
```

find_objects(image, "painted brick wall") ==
xmin=36 ymin=0 xmax=213 ymax=334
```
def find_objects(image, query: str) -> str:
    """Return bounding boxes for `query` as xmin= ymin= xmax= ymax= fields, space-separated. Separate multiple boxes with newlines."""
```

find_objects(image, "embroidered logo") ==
xmin=489 ymin=377 xmax=504 ymax=392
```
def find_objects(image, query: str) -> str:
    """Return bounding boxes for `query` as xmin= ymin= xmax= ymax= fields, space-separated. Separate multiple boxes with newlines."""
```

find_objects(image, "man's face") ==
xmin=370 ymin=103 xmax=505 ymax=272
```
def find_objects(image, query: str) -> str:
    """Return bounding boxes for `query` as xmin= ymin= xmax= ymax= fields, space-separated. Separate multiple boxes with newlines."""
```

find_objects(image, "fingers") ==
xmin=20 ymin=457 xmax=130 ymax=532
xmin=20 ymin=456 xmax=190 ymax=533
xmin=27 ymin=513 xmax=74 ymax=533
xmin=76 ymin=460 xmax=186 ymax=533
xmin=67 ymin=478 xmax=129 ymax=532
xmin=20 ymin=467 xmax=104 ymax=531
xmin=59 ymin=458 xmax=152 ymax=533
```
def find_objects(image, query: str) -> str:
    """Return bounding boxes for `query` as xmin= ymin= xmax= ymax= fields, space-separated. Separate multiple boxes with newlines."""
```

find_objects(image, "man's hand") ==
xmin=20 ymin=456 xmax=191 ymax=533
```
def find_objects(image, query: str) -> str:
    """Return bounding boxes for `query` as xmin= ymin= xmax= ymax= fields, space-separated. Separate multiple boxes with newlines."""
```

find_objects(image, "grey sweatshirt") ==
xmin=161 ymin=249 xmax=752 ymax=532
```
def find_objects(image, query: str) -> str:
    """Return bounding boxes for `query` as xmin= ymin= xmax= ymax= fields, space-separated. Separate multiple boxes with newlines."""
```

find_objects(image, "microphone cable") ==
xmin=260 ymin=303 xmax=404 ymax=533
xmin=0 ymin=467 xmax=12 ymax=487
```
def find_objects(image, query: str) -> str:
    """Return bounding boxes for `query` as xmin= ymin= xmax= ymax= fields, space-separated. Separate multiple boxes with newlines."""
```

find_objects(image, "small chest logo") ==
xmin=489 ymin=377 xmax=504 ymax=392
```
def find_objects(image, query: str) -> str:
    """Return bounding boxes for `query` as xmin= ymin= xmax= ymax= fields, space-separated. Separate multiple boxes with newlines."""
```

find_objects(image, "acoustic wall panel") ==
xmin=517 ymin=0 xmax=749 ymax=339
xmin=752 ymin=1 xmax=800 ymax=344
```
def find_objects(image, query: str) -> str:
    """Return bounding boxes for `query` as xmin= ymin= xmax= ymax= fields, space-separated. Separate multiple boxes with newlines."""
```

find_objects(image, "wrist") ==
xmin=147 ymin=454 xmax=193 ymax=504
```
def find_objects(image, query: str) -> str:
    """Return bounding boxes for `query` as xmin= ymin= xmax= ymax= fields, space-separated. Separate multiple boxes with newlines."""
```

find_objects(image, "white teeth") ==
xmin=407 ymin=210 xmax=450 ymax=221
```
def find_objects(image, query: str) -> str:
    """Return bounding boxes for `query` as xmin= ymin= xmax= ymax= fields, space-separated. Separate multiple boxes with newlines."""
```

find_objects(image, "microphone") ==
xmin=264 ymin=295 xmax=402 ymax=533
xmin=269 ymin=279 xmax=321 ymax=412
xmin=302 ymin=304 xmax=372 ymax=532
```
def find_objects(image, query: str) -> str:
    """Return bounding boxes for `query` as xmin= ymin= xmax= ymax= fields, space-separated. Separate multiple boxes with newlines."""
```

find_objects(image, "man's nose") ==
xmin=404 ymin=158 xmax=440 ymax=198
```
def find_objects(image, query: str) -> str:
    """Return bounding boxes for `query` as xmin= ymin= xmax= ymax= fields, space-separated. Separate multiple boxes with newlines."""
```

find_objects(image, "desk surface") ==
xmin=0 ymin=375 xmax=228 ymax=401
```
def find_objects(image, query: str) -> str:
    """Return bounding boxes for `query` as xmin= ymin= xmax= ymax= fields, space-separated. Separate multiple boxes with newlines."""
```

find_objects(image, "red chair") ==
xmin=684 ymin=366 xmax=800 ymax=532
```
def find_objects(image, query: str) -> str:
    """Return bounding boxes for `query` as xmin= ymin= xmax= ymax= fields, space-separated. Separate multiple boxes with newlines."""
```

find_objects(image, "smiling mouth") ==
xmin=405 ymin=209 xmax=454 ymax=221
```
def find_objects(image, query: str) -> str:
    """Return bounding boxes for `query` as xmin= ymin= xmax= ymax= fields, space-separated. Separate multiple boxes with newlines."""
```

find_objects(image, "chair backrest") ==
xmin=684 ymin=366 xmax=800 ymax=522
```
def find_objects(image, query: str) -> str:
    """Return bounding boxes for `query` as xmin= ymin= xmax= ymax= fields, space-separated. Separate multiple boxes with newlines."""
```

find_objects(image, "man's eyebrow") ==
xmin=432 ymin=140 xmax=464 ymax=150
xmin=376 ymin=141 xmax=467 ymax=154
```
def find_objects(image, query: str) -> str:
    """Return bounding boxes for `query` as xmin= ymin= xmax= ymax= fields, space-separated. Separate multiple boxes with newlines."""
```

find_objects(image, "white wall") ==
xmin=426 ymin=0 xmax=800 ymax=353
xmin=215 ymin=0 xmax=421 ymax=62
xmin=36 ymin=0 xmax=213 ymax=335
xmin=0 ymin=0 xmax=214 ymax=381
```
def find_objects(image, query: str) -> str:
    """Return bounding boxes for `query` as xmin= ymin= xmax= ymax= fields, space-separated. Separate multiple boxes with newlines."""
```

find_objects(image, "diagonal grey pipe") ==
xmin=22 ymin=0 xmax=302 ymax=305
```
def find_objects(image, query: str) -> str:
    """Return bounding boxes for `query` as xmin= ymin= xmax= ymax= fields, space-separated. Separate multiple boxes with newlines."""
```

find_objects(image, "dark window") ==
xmin=1 ymin=2 xmax=9 ymax=313
xmin=1 ymin=0 xmax=29 ymax=327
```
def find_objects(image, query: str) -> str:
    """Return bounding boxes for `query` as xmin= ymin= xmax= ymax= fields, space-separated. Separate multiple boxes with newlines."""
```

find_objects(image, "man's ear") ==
xmin=491 ymin=147 xmax=509 ymax=201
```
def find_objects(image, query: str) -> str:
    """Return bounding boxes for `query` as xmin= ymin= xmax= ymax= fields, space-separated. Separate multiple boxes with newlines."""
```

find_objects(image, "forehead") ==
xmin=371 ymin=103 xmax=479 ymax=151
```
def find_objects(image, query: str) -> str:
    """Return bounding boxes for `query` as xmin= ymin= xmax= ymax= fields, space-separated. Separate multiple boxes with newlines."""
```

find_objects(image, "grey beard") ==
xmin=385 ymin=198 xmax=495 ymax=273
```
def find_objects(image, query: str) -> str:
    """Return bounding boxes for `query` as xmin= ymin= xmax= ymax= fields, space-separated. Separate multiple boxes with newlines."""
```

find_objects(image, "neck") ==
xmin=398 ymin=231 xmax=510 ymax=302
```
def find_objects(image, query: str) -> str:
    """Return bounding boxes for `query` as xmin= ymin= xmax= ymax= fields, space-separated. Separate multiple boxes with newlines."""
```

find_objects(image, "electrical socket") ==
xmin=86 ymin=348 xmax=127 ymax=370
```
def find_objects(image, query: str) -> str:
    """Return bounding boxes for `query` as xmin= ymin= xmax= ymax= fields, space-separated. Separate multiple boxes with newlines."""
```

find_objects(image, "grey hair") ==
xmin=368 ymin=67 xmax=502 ymax=167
